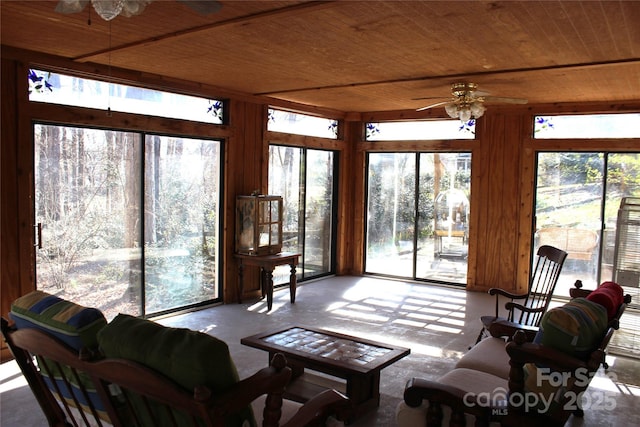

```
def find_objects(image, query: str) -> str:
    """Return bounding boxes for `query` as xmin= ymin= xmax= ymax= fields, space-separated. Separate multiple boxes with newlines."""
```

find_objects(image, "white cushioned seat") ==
xmin=396 ymin=368 xmax=506 ymax=427
xmin=454 ymin=337 xmax=511 ymax=379
xmin=438 ymin=367 xmax=508 ymax=395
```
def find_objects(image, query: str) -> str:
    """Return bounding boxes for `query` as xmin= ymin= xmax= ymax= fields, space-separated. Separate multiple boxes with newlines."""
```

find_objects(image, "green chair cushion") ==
xmin=10 ymin=290 xmax=107 ymax=351
xmin=97 ymin=313 xmax=255 ymax=427
xmin=10 ymin=291 xmax=110 ymax=421
xmin=538 ymin=297 xmax=608 ymax=358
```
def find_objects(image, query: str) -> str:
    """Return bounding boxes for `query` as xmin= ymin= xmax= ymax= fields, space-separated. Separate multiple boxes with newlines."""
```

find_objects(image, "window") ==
xmin=365 ymin=119 xmax=476 ymax=141
xmin=533 ymin=113 xmax=640 ymax=357
xmin=534 ymin=114 xmax=640 ymax=139
xmin=34 ymin=124 xmax=223 ymax=319
xmin=268 ymin=146 xmax=337 ymax=281
xmin=28 ymin=69 xmax=224 ymax=124
xmin=268 ymin=108 xmax=338 ymax=139
xmin=366 ymin=152 xmax=471 ymax=285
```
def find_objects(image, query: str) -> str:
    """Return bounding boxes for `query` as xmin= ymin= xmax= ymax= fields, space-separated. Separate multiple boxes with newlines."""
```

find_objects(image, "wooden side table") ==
xmin=234 ymin=252 xmax=301 ymax=311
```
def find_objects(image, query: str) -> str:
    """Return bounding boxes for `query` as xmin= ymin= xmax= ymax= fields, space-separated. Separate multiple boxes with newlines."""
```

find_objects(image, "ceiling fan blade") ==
xmin=55 ymin=0 xmax=89 ymax=14
xmin=178 ymin=0 xmax=222 ymax=15
xmin=482 ymin=95 xmax=528 ymax=104
xmin=416 ymin=101 xmax=451 ymax=112
xmin=412 ymin=96 xmax=449 ymax=101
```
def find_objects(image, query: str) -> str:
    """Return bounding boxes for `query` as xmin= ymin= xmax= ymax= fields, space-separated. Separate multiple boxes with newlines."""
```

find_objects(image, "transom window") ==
xmin=267 ymin=108 xmax=338 ymax=139
xmin=365 ymin=120 xmax=476 ymax=141
xmin=534 ymin=114 xmax=640 ymax=139
xmin=28 ymin=69 xmax=224 ymax=124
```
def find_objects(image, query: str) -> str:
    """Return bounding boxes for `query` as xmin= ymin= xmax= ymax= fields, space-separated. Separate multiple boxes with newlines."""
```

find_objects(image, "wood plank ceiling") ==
xmin=1 ymin=0 xmax=639 ymax=113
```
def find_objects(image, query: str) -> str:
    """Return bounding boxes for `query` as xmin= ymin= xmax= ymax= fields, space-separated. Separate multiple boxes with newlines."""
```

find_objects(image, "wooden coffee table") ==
xmin=241 ymin=325 xmax=410 ymax=419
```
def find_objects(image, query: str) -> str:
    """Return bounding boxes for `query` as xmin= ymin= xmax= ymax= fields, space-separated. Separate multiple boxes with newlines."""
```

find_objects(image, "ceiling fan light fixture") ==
xmin=445 ymin=102 xmax=483 ymax=122
xmin=418 ymin=82 xmax=523 ymax=120
xmin=459 ymin=106 xmax=472 ymax=122
xmin=470 ymin=101 xmax=486 ymax=118
xmin=92 ymin=0 xmax=124 ymax=21
xmin=444 ymin=102 xmax=459 ymax=119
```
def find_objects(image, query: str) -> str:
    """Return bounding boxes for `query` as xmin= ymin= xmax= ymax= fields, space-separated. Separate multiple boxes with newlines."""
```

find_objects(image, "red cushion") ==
xmin=586 ymin=281 xmax=624 ymax=320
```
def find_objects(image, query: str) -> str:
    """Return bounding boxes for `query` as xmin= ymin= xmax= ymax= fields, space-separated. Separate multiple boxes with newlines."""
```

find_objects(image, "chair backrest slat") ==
xmin=516 ymin=245 xmax=568 ymax=327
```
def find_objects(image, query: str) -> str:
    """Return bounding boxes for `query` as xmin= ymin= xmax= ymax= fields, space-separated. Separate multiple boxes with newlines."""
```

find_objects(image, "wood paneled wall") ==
xmin=223 ymin=101 xmax=267 ymax=302
xmin=469 ymin=113 xmax=527 ymax=292
xmin=1 ymin=59 xmax=30 ymax=331
xmin=2 ymin=51 xmax=639 ymax=360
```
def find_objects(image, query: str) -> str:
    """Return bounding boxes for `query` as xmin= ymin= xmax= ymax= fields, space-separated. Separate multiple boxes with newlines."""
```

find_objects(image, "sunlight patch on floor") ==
xmin=363 ymin=298 xmax=401 ymax=309
xmin=404 ymin=341 xmax=464 ymax=358
xmin=426 ymin=324 xmax=462 ymax=334
xmin=345 ymin=303 xmax=378 ymax=312
xmin=400 ymin=303 xmax=423 ymax=311
xmin=247 ymin=300 xmax=287 ymax=314
xmin=330 ymin=308 xmax=389 ymax=323
xmin=438 ymin=317 xmax=465 ymax=327
xmin=418 ymin=307 xmax=455 ymax=316
xmin=0 ymin=361 xmax=27 ymax=393
xmin=392 ymin=318 xmax=427 ymax=328
xmin=432 ymin=302 xmax=464 ymax=310
xmin=406 ymin=312 xmax=438 ymax=322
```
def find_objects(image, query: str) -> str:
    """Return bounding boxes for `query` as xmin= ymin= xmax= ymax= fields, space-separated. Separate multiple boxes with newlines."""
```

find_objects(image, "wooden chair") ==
xmin=1 ymin=317 xmax=350 ymax=427
xmin=398 ymin=285 xmax=631 ymax=427
xmin=475 ymin=245 xmax=568 ymax=344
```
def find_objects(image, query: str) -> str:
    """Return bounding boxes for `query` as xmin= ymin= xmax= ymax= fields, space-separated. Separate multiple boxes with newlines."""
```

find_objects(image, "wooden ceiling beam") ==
xmin=73 ymin=1 xmax=338 ymax=62
xmin=256 ymin=57 xmax=640 ymax=97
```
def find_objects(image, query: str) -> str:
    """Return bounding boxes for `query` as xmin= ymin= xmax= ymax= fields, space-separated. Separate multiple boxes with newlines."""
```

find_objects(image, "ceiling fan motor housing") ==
xmin=451 ymin=82 xmax=478 ymax=98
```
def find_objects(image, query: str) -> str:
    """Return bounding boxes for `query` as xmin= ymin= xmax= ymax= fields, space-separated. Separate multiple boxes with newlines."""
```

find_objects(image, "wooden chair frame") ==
xmin=476 ymin=245 xmax=568 ymax=343
xmin=1 ymin=317 xmax=350 ymax=427
xmin=402 ymin=286 xmax=631 ymax=427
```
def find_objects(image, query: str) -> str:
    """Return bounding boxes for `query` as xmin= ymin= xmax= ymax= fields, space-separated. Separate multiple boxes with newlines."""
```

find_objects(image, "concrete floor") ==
xmin=2 ymin=275 xmax=640 ymax=426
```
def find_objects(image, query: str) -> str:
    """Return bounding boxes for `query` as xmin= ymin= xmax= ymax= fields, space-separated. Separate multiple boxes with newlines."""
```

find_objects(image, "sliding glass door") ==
xmin=34 ymin=124 xmax=222 ymax=319
xmin=535 ymin=152 xmax=640 ymax=297
xmin=365 ymin=152 xmax=471 ymax=284
xmin=142 ymin=134 xmax=221 ymax=314
xmin=268 ymin=145 xmax=337 ymax=281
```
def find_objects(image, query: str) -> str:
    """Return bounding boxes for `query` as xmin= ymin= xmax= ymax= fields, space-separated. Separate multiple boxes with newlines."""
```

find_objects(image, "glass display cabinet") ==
xmin=235 ymin=194 xmax=283 ymax=256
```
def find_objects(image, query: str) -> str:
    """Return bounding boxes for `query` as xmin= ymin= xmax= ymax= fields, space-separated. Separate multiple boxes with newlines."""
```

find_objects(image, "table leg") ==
xmin=237 ymin=262 xmax=244 ymax=304
xmin=260 ymin=267 xmax=266 ymax=298
xmin=289 ymin=262 xmax=297 ymax=304
xmin=265 ymin=268 xmax=274 ymax=310
xmin=347 ymin=371 xmax=380 ymax=415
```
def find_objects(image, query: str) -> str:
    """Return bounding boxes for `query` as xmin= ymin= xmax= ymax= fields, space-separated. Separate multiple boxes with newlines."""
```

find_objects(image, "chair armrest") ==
xmin=487 ymin=319 xmax=538 ymax=342
xmin=506 ymin=339 xmax=602 ymax=374
xmin=214 ymin=356 xmax=350 ymax=426
xmin=488 ymin=288 xmax=529 ymax=318
xmin=404 ymin=377 xmax=467 ymax=408
xmin=569 ymin=288 xmax=592 ymax=298
xmin=210 ymin=354 xmax=292 ymax=416
xmin=488 ymin=288 xmax=528 ymax=300
xmin=403 ymin=378 xmax=494 ymax=421
xmin=503 ymin=302 xmax=545 ymax=314
xmin=281 ymin=389 xmax=351 ymax=427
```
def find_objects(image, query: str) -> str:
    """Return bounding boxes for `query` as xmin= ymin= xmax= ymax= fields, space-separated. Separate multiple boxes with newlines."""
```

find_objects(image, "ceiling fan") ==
xmin=55 ymin=0 xmax=222 ymax=21
xmin=415 ymin=82 xmax=528 ymax=121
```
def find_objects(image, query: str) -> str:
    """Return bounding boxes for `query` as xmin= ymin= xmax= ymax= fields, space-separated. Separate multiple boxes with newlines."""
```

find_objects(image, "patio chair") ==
xmin=398 ymin=282 xmax=630 ymax=427
xmin=475 ymin=245 xmax=568 ymax=344
xmin=2 ymin=291 xmax=350 ymax=427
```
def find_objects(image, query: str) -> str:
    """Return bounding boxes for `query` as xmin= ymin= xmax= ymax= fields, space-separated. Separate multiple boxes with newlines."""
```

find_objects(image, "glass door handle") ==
xmin=34 ymin=222 xmax=42 ymax=249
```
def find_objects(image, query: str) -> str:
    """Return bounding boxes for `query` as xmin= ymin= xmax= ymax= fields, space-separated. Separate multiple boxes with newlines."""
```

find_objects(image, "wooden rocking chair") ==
xmin=475 ymin=245 xmax=568 ymax=344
